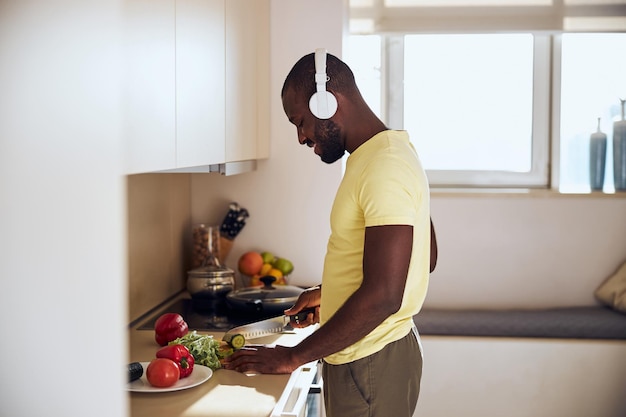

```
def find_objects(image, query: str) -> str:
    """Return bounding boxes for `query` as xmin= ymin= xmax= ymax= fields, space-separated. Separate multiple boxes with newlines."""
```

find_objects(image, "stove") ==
xmin=136 ymin=297 xmax=280 ymax=331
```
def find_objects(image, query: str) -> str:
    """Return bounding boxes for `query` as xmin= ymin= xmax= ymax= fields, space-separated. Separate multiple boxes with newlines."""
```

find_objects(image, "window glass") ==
xmin=559 ymin=33 xmax=626 ymax=193
xmin=345 ymin=35 xmax=382 ymax=118
xmin=403 ymin=34 xmax=534 ymax=172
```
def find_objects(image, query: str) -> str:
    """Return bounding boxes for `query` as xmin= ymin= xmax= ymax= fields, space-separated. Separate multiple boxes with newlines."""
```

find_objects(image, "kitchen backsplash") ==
xmin=127 ymin=173 xmax=191 ymax=322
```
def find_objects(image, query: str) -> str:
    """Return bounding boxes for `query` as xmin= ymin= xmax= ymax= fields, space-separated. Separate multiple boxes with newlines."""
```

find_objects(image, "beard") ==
xmin=315 ymin=119 xmax=345 ymax=164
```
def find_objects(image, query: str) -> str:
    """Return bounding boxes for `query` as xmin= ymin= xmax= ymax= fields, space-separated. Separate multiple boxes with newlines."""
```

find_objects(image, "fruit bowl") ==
xmin=238 ymin=251 xmax=294 ymax=288
xmin=245 ymin=273 xmax=289 ymax=287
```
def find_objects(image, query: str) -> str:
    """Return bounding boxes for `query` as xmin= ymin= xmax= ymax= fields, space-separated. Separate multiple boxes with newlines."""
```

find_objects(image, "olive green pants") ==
xmin=322 ymin=327 xmax=423 ymax=417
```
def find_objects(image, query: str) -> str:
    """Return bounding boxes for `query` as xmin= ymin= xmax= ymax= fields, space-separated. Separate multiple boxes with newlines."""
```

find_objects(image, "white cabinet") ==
xmin=125 ymin=0 xmax=268 ymax=175
xmin=124 ymin=0 xmax=177 ymax=174
xmin=225 ymin=0 xmax=270 ymax=162
xmin=176 ymin=0 xmax=225 ymax=169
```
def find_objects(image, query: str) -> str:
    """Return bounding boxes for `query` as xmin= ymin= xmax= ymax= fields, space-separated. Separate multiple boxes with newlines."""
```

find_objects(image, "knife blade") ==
xmin=224 ymin=316 xmax=289 ymax=340
xmin=223 ymin=308 xmax=317 ymax=340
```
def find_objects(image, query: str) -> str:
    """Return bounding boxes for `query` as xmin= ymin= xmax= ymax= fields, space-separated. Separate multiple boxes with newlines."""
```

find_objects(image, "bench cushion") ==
xmin=414 ymin=306 xmax=626 ymax=340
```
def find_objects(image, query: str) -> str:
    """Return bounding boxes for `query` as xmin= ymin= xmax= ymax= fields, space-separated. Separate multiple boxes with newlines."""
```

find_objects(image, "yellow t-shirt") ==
xmin=321 ymin=130 xmax=430 ymax=365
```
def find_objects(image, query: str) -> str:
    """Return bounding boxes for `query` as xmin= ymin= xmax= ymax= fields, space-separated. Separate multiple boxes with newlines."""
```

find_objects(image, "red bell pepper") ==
xmin=156 ymin=344 xmax=195 ymax=378
xmin=154 ymin=313 xmax=189 ymax=346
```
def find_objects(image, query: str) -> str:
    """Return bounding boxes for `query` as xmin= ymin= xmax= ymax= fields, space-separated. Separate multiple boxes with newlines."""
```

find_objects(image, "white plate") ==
xmin=127 ymin=362 xmax=213 ymax=393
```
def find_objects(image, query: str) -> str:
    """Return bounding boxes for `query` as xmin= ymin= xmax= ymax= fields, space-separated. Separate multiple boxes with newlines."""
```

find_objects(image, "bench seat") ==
xmin=414 ymin=306 xmax=626 ymax=340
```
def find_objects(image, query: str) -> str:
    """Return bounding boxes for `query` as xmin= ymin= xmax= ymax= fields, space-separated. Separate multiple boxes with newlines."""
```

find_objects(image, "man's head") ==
xmin=281 ymin=51 xmax=360 ymax=164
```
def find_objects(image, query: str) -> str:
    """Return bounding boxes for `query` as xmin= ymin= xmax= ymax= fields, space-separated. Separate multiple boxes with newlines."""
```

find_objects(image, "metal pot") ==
xmin=226 ymin=276 xmax=304 ymax=315
xmin=187 ymin=262 xmax=235 ymax=300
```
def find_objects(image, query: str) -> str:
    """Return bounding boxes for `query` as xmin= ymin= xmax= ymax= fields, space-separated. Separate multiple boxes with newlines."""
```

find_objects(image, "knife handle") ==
xmin=288 ymin=307 xmax=317 ymax=325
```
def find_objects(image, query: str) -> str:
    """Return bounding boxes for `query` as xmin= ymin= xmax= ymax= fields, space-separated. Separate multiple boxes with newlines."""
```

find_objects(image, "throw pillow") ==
xmin=595 ymin=259 xmax=626 ymax=314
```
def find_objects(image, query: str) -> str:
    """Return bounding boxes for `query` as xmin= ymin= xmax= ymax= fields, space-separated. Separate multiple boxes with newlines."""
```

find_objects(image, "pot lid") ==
xmin=226 ymin=276 xmax=303 ymax=304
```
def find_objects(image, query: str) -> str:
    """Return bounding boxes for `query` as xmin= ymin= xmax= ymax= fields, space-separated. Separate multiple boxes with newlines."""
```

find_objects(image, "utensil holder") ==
xmin=219 ymin=235 xmax=235 ymax=264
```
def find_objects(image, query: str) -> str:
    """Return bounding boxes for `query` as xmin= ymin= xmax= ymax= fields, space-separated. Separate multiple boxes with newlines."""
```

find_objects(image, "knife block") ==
xmin=219 ymin=236 xmax=235 ymax=264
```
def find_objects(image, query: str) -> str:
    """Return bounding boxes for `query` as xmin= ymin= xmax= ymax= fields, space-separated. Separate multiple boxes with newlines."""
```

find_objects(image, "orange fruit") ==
xmin=249 ymin=274 xmax=261 ymax=287
xmin=238 ymin=251 xmax=263 ymax=276
xmin=267 ymin=268 xmax=283 ymax=280
xmin=260 ymin=263 xmax=273 ymax=276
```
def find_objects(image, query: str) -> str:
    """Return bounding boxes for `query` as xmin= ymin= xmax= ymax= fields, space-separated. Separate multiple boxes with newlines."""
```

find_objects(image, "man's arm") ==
xmin=286 ymin=224 xmax=413 ymax=366
xmin=430 ymin=218 xmax=438 ymax=273
xmin=223 ymin=224 xmax=413 ymax=374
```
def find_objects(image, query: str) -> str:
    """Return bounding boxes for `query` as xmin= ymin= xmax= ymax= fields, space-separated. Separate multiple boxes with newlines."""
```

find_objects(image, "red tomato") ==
xmin=146 ymin=358 xmax=180 ymax=388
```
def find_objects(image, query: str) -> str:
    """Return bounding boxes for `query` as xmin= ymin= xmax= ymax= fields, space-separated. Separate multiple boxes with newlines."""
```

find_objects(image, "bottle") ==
xmin=589 ymin=117 xmax=607 ymax=191
xmin=614 ymin=98 xmax=626 ymax=191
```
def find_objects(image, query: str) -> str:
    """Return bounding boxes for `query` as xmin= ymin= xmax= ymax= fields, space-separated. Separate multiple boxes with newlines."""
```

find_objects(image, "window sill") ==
xmin=430 ymin=187 xmax=626 ymax=199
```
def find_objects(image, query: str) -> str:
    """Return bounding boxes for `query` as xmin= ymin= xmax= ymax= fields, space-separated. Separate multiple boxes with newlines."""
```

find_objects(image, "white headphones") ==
xmin=309 ymin=48 xmax=338 ymax=119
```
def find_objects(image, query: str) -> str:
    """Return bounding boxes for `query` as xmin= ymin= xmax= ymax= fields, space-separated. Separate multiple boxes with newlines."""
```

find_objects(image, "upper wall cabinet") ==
xmin=124 ymin=0 xmax=177 ymax=174
xmin=124 ymin=0 xmax=269 ymax=175
xmin=176 ymin=0 xmax=225 ymax=169
xmin=225 ymin=0 xmax=270 ymax=163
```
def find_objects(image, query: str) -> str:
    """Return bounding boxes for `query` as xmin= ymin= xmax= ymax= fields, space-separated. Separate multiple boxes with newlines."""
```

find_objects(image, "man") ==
xmin=223 ymin=49 xmax=436 ymax=417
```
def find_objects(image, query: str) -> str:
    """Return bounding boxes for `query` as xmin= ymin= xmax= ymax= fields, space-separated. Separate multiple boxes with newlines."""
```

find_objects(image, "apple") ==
xmin=272 ymin=258 xmax=294 ymax=276
xmin=261 ymin=251 xmax=275 ymax=264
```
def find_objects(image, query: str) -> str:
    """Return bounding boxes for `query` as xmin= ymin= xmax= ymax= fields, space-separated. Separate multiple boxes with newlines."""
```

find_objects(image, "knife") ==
xmin=223 ymin=308 xmax=317 ymax=340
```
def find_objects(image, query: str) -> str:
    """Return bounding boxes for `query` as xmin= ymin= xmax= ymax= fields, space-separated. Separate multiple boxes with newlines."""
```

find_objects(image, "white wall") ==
xmin=0 ymin=2 xmax=127 ymax=417
xmin=428 ymin=193 xmax=626 ymax=309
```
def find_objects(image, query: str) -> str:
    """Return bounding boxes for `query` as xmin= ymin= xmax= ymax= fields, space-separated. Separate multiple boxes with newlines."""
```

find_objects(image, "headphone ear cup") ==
xmin=309 ymin=91 xmax=338 ymax=119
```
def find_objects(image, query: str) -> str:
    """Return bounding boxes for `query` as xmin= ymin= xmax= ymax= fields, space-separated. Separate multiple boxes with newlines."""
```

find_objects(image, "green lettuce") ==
xmin=169 ymin=330 xmax=222 ymax=371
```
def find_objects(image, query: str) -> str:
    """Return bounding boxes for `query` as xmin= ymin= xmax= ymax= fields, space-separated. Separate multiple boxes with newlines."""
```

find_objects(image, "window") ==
xmin=346 ymin=33 xmax=549 ymax=188
xmin=346 ymin=0 xmax=626 ymax=191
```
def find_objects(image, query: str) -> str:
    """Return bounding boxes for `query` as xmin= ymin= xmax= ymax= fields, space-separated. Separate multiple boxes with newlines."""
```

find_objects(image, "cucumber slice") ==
xmin=223 ymin=333 xmax=246 ymax=350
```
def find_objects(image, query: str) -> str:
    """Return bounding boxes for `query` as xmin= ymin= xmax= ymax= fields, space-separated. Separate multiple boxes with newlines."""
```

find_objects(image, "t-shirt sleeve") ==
xmin=358 ymin=153 xmax=423 ymax=228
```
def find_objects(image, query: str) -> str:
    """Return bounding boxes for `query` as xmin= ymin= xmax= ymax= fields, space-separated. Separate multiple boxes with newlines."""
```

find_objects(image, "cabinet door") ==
xmin=124 ymin=0 xmax=176 ymax=174
xmin=176 ymin=0 xmax=226 ymax=168
xmin=225 ymin=0 xmax=270 ymax=162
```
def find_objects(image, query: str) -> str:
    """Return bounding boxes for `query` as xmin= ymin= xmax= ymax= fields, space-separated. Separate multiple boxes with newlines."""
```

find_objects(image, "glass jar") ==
xmin=191 ymin=224 xmax=221 ymax=269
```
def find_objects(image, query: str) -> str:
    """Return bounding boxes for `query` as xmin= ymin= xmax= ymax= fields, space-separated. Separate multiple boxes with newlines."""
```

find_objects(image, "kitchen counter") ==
xmin=128 ymin=313 xmax=318 ymax=417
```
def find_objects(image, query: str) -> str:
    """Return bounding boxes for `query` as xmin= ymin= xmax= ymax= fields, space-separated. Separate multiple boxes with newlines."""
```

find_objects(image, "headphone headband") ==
xmin=309 ymin=48 xmax=338 ymax=119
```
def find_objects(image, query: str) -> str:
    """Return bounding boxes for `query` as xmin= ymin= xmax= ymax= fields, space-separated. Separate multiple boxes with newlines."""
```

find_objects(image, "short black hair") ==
xmin=281 ymin=52 xmax=357 ymax=100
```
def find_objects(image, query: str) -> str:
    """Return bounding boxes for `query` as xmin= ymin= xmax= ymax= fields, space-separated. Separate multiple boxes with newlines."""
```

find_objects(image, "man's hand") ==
xmin=284 ymin=286 xmax=321 ymax=328
xmin=221 ymin=345 xmax=297 ymax=374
